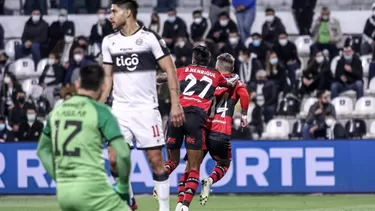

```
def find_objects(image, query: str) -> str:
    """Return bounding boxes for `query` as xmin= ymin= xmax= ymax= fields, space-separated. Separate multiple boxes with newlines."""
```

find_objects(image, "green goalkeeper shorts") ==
xmin=56 ymin=182 xmax=128 ymax=211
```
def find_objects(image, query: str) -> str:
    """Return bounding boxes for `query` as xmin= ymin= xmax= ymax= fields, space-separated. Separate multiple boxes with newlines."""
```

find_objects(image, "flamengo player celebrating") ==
xmin=37 ymin=65 xmax=131 ymax=211
xmin=162 ymin=46 xmax=239 ymax=211
xmin=200 ymin=53 xmax=249 ymax=205
xmin=101 ymin=1 xmax=184 ymax=211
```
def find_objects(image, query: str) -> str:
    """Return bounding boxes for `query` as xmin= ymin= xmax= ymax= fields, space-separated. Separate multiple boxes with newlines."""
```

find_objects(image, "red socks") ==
xmin=164 ymin=160 xmax=177 ymax=175
xmin=209 ymin=165 xmax=228 ymax=184
xmin=177 ymin=172 xmax=189 ymax=203
xmin=183 ymin=170 xmax=200 ymax=207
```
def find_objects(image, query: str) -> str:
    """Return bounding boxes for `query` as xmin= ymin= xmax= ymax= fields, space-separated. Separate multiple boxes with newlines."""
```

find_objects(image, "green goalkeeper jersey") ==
xmin=42 ymin=95 xmax=123 ymax=183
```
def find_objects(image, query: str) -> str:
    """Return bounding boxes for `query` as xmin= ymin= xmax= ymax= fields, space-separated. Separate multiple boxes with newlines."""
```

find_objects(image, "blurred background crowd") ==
xmin=0 ymin=0 xmax=375 ymax=143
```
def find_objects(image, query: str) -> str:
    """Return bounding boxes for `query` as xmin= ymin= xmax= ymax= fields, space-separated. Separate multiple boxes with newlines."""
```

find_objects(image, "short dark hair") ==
xmin=317 ymin=90 xmax=326 ymax=99
xmin=112 ymin=0 xmax=139 ymax=18
xmin=79 ymin=65 xmax=105 ymax=91
xmin=192 ymin=45 xmax=211 ymax=66
xmin=265 ymin=8 xmax=275 ymax=13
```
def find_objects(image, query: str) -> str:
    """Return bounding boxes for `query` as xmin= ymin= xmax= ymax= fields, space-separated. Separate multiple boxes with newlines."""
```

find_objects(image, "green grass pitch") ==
xmin=1 ymin=195 xmax=375 ymax=211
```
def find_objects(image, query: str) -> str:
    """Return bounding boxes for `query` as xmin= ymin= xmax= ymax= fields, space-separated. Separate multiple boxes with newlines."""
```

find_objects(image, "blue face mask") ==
xmin=270 ymin=58 xmax=278 ymax=65
xmin=168 ymin=16 xmax=176 ymax=23
xmin=27 ymin=114 xmax=36 ymax=122
xmin=252 ymin=40 xmax=260 ymax=47
xmin=0 ymin=124 xmax=5 ymax=131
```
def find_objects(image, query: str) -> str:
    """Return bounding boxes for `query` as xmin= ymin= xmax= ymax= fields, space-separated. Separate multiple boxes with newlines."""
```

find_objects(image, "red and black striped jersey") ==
xmin=177 ymin=65 xmax=227 ymax=113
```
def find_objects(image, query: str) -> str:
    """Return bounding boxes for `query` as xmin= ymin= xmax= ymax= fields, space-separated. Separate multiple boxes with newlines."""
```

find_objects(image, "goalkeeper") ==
xmin=37 ymin=64 xmax=131 ymax=211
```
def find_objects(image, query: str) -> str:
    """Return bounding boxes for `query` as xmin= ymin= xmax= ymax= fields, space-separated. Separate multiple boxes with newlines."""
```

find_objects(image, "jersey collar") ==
xmin=120 ymin=25 xmax=144 ymax=37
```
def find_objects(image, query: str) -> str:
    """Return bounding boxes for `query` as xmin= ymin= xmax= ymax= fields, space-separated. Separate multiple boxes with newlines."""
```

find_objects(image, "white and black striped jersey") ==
xmin=102 ymin=26 xmax=170 ymax=110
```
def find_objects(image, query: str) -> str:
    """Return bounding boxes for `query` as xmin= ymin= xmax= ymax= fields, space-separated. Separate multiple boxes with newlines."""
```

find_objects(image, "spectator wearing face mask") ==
xmin=17 ymin=106 xmax=44 ymax=142
xmin=90 ymin=8 xmax=114 ymax=46
xmin=162 ymin=8 xmax=189 ymax=52
xmin=28 ymin=86 xmax=50 ymax=119
xmin=248 ymin=33 xmax=269 ymax=67
xmin=299 ymin=50 xmax=332 ymax=97
xmin=208 ymin=12 xmax=238 ymax=44
xmin=331 ymin=46 xmax=363 ymax=100
xmin=0 ymin=116 xmax=15 ymax=142
xmin=52 ymin=28 xmax=75 ymax=66
xmin=190 ymin=9 xmax=210 ymax=42
xmin=361 ymin=3 xmax=375 ymax=55
xmin=209 ymin=0 xmax=231 ymax=25
xmin=248 ymin=70 xmax=278 ymax=123
xmin=311 ymin=7 xmax=342 ymax=61
xmin=303 ymin=90 xmax=336 ymax=139
xmin=246 ymin=91 xmax=264 ymax=139
xmin=219 ymin=32 xmax=245 ymax=60
xmin=149 ymin=12 xmax=161 ymax=34
xmin=237 ymin=48 xmax=262 ymax=87
xmin=261 ymin=8 xmax=286 ymax=48
xmin=0 ymin=73 xmax=22 ymax=116
xmin=48 ymin=9 xmax=75 ymax=54
xmin=273 ymin=31 xmax=300 ymax=89
xmin=174 ymin=36 xmax=193 ymax=68
xmin=69 ymin=36 xmax=91 ymax=62
xmin=265 ymin=50 xmax=288 ymax=94
xmin=233 ymin=0 xmax=256 ymax=44
xmin=21 ymin=8 xmax=49 ymax=58
xmin=64 ymin=46 xmax=93 ymax=87
xmin=8 ymin=91 xmax=35 ymax=133
xmin=39 ymin=53 xmax=65 ymax=107
xmin=325 ymin=113 xmax=348 ymax=140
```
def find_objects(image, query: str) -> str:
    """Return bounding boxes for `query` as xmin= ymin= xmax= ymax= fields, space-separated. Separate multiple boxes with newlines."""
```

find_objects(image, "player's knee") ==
xmin=217 ymin=159 xmax=231 ymax=168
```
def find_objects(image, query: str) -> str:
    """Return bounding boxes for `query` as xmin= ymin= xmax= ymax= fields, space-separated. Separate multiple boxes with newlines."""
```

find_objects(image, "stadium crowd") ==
xmin=0 ymin=0 xmax=375 ymax=142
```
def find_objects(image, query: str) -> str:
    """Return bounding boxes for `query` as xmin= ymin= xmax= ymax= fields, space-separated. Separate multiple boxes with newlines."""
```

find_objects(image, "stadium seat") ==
xmin=332 ymin=96 xmax=354 ymax=117
xmin=360 ymin=54 xmax=371 ymax=77
xmin=299 ymin=97 xmax=317 ymax=118
xmin=294 ymin=36 xmax=313 ymax=57
xmin=330 ymin=55 xmax=341 ymax=76
xmin=9 ymin=58 xmax=36 ymax=80
xmin=261 ymin=119 xmax=290 ymax=139
xmin=353 ymin=96 xmax=375 ymax=117
xmin=366 ymin=77 xmax=375 ymax=95
xmin=21 ymin=78 xmax=39 ymax=98
xmin=36 ymin=58 xmax=48 ymax=77
xmin=364 ymin=120 xmax=375 ymax=138
xmin=5 ymin=39 xmax=22 ymax=59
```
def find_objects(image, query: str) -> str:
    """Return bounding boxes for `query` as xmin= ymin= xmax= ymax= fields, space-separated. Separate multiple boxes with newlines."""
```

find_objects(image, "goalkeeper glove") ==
xmin=113 ymin=182 xmax=130 ymax=203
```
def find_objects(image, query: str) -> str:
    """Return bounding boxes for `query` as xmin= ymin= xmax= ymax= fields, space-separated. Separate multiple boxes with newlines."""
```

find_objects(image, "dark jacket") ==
xmin=23 ymin=0 xmax=48 ymax=15
xmin=249 ymin=80 xmax=278 ymax=106
xmin=292 ymin=0 xmax=317 ymax=10
xmin=262 ymin=17 xmax=286 ymax=44
xmin=174 ymin=43 xmax=193 ymax=68
xmin=22 ymin=17 xmax=49 ymax=44
xmin=89 ymin=19 xmax=114 ymax=44
xmin=0 ymin=23 xmax=4 ymax=49
xmin=31 ymin=97 xmax=51 ymax=117
xmin=162 ymin=17 xmax=189 ymax=48
xmin=364 ymin=17 xmax=375 ymax=42
xmin=48 ymin=20 xmax=75 ymax=53
xmin=303 ymin=59 xmax=333 ymax=91
xmin=211 ymin=0 xmax=230 ymax=7
xmin=15 ymin=45 xmax=40 ymax=64
xmin=39 ymin=64 xmax=65 ymax=86
xmin=207 ymin=19 xmax=238 ymax=43
xmin=266 ymin=63 xmax=287 ymax=91
xmin=306 ymin=102 xmax=336 ymax=129
xmin=248 ymin=42 xmax=270 ymax=67
xmin=326 ymin=123 xmax=349 ymax=139
xmin=0 ymin=128 xmax=15 ymax=142
xmin=9 ymin=102 xmax=35 ymax=126
xmin=335 ymin=55 xmax=363 ymax=84
xmin=17 ymin=120 xmax=44 ymax=141
xmin=190 ymin=17 xmax=209 ymax=41
xmin=273 ymin=41 xmax=300 ymax=66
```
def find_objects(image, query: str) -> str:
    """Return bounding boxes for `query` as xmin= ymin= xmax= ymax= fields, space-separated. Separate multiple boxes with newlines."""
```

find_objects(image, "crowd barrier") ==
xmin=1 ymin=140 xmax=375 ymax=194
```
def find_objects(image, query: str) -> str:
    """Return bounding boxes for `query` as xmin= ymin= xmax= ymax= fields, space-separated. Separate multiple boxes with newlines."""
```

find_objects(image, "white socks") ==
xmin=154 ymin=179 xmax=170 ymax=211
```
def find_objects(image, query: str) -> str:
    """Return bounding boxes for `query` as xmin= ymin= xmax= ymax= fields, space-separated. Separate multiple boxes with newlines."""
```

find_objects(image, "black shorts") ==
xmin=166 ymin=107 xmax=207 ymax=150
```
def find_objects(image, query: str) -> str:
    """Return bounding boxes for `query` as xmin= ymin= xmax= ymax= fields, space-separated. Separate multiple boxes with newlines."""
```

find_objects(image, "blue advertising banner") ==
xmin=1 ymin=140 xmax=375 ymax=194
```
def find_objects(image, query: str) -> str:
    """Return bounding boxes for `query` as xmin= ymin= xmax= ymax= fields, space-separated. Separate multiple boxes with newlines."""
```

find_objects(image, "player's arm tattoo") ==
xmin=158 ymin=56 xmax=180 ymax=104
xmin=100 ymin=64 xmax=113 ymax=104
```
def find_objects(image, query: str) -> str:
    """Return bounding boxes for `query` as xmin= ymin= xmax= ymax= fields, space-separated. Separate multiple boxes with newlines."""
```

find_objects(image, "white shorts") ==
xmin=112 ymin=107 xmax=165 ymax=149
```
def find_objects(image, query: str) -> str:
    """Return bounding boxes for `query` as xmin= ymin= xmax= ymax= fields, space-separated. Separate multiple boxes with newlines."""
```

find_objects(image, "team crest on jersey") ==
xmin=136 ymin=38 xmax=143 ymax=45
xmin=159 ymin=39 xmax=167 ymax=48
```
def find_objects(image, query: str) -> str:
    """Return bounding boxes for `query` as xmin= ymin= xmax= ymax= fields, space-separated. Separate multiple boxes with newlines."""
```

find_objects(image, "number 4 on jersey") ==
xmin=182 ymin=73 xmax=213 ymax=98
xmin=210 ymin=92 xmax=229 ymax=118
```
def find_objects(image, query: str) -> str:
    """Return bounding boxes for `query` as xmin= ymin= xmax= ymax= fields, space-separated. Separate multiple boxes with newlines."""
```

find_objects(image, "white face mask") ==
xmin=3 ymin=76 xmax=10 ymax=84
xmin=325 ymin=119 xmax=335 ymax=127
xmin=265 ymin=15 xmax=275 ymax=22
xmin=32 ymin=15 xmax=40 ymax=22
xmin=315 ymin=56 xmax=324 ymax=63
xmin=229 ymin=37 xmax=239 ymax=45
xmin=194 ymin=17 xmax=203 ymax=24
xmin=58 ymin=16 xmax=67 ymax=23
xmin=98 ymin=14 xmax=106 ymax=21
xmin=238 ymin=56 xmax=245 ymax=63
xmin=48 ymin=58 xmax=55 ymax=65
xmin=220 ymin=19 xmax=229 ymax=27
xmin=278 ymin=39 xmax=288 ymax=46
xmin=74 ymin=54 xmax=83 ymax=63
xmin=64 ymin=35 xmax=74 ymax=43
xmin=177 ymin=41 xmax=185 ymax=48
